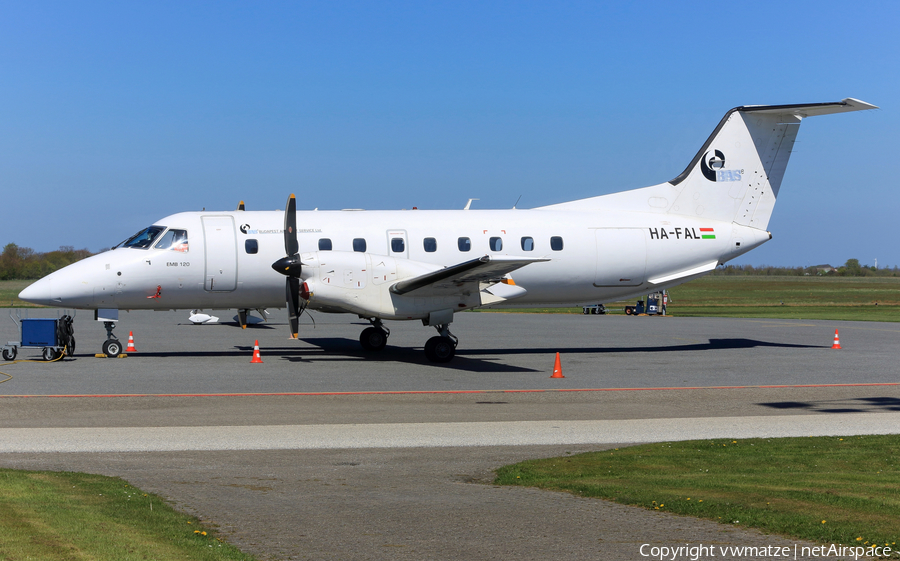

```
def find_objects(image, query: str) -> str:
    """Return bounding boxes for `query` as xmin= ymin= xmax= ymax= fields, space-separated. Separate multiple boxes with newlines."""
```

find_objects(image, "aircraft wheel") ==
xmin=2 ymin=347 xmax=16 ymax=361
xmin=359 ymin=327 xmax=388 ymax=351
xmin=43 ymin=347 xmax=62 ymax=361
xmin=424 ymin=336 xmax=455 ymax=363
xmin=102 ymin=339 xmax=122 ymax=357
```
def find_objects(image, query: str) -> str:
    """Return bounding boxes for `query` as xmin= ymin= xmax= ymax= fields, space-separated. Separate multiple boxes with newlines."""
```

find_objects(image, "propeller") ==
xmin=271 ymin=194 xmax=303 ymax=338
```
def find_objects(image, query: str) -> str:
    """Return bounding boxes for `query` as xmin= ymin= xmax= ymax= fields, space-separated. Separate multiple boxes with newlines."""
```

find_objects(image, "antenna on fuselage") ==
xmin=464 ymin=198 xmax=479 ymax=210
xmin=237 ymin=201 xmax=245 ymax=211
xmin=513 ymin=195 xmax=522 ymax=209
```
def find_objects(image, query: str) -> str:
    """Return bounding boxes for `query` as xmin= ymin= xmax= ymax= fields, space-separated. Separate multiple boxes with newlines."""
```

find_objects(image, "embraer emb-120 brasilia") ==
xmin=20 ymin=99 xmax=876 ymax=362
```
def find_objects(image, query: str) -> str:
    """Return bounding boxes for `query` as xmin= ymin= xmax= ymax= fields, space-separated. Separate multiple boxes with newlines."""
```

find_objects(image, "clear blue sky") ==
xmin=1 ymin=1 xmax=896 ymax=267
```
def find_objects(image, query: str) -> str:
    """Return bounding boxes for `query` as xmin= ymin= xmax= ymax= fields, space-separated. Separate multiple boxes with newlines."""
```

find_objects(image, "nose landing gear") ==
xmin=101 ymin=320 xmax=122 ymax=357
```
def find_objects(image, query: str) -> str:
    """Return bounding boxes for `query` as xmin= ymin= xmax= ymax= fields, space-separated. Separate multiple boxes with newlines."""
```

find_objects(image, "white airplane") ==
xmin=19 ymin=99 xmax=876 ymax=362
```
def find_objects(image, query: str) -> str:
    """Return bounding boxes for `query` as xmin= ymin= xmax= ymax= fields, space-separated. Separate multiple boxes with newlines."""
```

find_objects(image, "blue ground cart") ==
xmin=3 ymin=313 xmax=75 ymax=361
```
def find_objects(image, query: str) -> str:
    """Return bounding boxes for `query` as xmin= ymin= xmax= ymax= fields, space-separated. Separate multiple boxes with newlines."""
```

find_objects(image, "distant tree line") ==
xmin=712 ymin=259 xmax=900 ymax=277
xmin=0 ymin=243 xmax=94 ymax=280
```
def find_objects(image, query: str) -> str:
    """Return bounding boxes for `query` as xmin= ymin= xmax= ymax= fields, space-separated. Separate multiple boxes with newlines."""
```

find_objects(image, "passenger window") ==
xmin=550 ymin=236 xmax=564 ymax=251
xmin=458 ymin=237 xmax=471 ymax=252
xmin=318 ymin=238 xmax=333 ymax=251
xmin=244 ymin=239 xmax=259 ymax=254
xmin=155 ymin=229 xmax=189 ymax=252
xmin=353 ymin=238 xmax=366 ymax=252
xmin=521 ymin=237 xmax=534 ymax=251
xmin=489 ymin=237 xmax=503 ymax=251
xmin=423 ymin=238 xmax=437 ymax=252
xmin=391 ymin=238 xmax=405 ymax=252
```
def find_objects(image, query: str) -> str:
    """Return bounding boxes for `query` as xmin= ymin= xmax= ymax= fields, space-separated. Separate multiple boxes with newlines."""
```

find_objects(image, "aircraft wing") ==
xmin=389 ymin=255 xmax=548 ymax=296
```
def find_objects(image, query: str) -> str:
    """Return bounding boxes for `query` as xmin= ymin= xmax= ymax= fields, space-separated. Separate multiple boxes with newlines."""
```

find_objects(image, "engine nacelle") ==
xmin=298 ymin=251 xmax=464 ymax=320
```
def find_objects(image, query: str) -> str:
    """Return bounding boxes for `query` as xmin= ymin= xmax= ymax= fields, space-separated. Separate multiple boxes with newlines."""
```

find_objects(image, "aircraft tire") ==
xmin=102 ymin=339 xmax=122 ymax=357
xmin=424 ymin=336 xmax=455 ymax=363
xmin=359 ymin=327 xmax=388 ymax=351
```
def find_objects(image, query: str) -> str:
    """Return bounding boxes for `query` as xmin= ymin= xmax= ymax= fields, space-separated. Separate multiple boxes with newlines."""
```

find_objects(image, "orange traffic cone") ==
xmin=126 ymin=331 xmax=137 ymax=352
xmin=250 ymin=340 xmax=264 ymax=363
xmin=550 ymin=352 xmax=564 ymax=378
xmin=831 ymin=329 xmax=842 ymax=350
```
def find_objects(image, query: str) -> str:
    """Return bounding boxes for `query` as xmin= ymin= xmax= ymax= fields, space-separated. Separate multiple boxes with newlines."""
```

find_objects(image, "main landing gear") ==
xmin=359 ymin=319 xmax=390 ymax=351
xmin=357 ymin=319 xmax=457 ymax=363
xmin=424 ymin=324 xmax=457 ymax=363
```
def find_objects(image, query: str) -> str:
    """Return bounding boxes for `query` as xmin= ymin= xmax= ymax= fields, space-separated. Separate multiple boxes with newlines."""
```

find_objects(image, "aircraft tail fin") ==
xmin=535 ymin=99 xmax=876 ymax=228
xmin=666 ymin=98 xmax=876 ymax=229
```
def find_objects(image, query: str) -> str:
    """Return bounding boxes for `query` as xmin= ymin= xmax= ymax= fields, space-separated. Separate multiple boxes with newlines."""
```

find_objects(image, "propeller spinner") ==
xmin=271 ymin=194 xmax=303 ymax=338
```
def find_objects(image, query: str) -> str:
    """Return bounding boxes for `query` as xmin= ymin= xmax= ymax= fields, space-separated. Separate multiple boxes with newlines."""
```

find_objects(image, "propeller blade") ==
xmin=275 ymin=193 xmax=303 ymax=340
xmin=284 ymin=194 xmax=298 ymax=257
xmin=286 ymin=277 xmax=300 ymax=338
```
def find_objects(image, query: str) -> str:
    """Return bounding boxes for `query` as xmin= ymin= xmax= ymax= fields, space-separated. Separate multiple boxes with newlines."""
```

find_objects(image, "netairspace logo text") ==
xmin=639 ymin=543 xmax=895 ymax=560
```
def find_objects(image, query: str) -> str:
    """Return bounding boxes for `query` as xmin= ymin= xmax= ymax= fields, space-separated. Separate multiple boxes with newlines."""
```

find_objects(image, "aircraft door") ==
xmin=202 ymin=216 xmax=238 ymax=292
xmin=386 ymin=230 xmax=408 ymax=259
xmin=594 ymin=228 xmax=647 ymax=287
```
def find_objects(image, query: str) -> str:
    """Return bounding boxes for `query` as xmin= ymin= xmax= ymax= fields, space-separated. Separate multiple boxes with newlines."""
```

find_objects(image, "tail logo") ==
xmin=700 ymin=149 xmax=742 ymax=182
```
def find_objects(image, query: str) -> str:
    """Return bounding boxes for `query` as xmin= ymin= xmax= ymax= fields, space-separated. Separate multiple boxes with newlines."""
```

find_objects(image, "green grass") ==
xmin=476 ymin=275 xmax=900 ymax=321
xmin=0 ymin=280 xmax=37 ymax=308
xmin=652 ymin=276 xmax=900 ymax=321
xmin=496 ymin=435 xmax=900 ymax=548
xmin=670 ymin=276 xmax=899 ymax=304
xmin=0 ymin=468 xmax=257 ymax=561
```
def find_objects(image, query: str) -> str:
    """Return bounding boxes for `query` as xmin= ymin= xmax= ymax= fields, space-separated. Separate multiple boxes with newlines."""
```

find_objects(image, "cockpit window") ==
xmin=121 ymin=226 xmax=166 ymax=249
xmin=154 ymin=229 xmax=189 ymax=252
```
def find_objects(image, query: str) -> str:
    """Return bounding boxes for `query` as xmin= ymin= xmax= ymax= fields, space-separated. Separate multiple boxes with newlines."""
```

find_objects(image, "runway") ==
xmin=1 ymin=310 xmax=899 ymax=560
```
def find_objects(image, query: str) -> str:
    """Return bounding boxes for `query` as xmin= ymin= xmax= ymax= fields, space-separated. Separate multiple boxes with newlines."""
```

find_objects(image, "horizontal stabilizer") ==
xmin=735 ymin=98 xmax=877 ymax=117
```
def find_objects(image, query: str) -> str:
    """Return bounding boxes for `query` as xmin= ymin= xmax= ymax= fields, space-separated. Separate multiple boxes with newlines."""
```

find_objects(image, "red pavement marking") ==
xmin=1 ymin=382 xmax=897 ymax=398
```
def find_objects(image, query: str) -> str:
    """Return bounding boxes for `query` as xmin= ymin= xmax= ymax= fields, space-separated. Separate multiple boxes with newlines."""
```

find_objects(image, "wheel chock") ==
xmin=94 ymin=353 xmax=129 ymax=358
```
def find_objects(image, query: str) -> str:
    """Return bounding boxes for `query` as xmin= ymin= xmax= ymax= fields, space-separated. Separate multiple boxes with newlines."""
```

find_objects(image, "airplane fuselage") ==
xmin=27 ymin=207 xmax=769 ymax=313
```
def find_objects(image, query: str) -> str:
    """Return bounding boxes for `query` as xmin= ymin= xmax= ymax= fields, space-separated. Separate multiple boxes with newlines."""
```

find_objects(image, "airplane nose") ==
xmin=18 ymin=278 xmax=54 ymax=306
